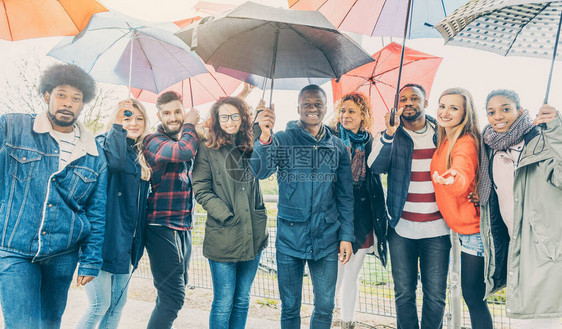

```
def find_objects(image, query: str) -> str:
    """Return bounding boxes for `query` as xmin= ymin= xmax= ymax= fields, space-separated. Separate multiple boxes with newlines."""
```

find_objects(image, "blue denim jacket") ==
xmin=0 ymin=113 xmax=107 ymax=277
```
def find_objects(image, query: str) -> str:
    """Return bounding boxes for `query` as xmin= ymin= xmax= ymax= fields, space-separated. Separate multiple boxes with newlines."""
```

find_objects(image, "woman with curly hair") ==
xmin=192 ymin=97 xmax=269 ymax=329
xmin=331 ymin=92 xmax=388 ymax=329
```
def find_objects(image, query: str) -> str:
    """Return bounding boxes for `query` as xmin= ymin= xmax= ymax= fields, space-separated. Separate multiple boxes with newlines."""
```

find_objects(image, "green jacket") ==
xmin=481 ymin=114 xmax=562 ymax=319
xmin=192 ymin=141 xmax=268 ymax=262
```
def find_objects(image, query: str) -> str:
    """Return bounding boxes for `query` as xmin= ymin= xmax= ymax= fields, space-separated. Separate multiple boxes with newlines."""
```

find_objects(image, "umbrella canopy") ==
xmin=332 ymin=42 xmax=443 ymax=132
xmin=435 ymin=0 xmax=562 ymax=102
xmin=288 ymin=0 xmax=466 ymax=38
xmin=0 ymin=0 xmax=107 ymax=41
xmin=48 ymin=11 xmax=208 ymax=94
xmin=131 ymin=64 xmax=243 ymax=108
xmin=175 ymin=1 xmax=374 ymax=84
xmin=217 ymin=67 xmax=330 ymax=90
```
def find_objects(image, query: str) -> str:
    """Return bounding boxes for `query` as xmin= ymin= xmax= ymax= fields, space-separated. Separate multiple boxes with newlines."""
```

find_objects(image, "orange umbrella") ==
xmin=0 ymin=0 xmax=106 ymax=41
xmin=332 ymin=42 xmax=442 ymax=132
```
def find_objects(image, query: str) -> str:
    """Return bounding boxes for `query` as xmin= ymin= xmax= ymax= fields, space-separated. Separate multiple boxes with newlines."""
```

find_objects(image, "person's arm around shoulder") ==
xmin=192 ymin=143 xmax=234 ymax=223
xmin=335 ymin=139 xmax=354 ymax=264
xmin=536 ymin=105 xmax=562 ymax=188
xmin=432 ymin=135 xmax=478 ymax=196
xmin=250 ymin=102 xmax=278 ymax=179
xmin=368 ymin=108 xmax=403 ymax=174
xmin=76 ymin=151 xmax=108 ymax=286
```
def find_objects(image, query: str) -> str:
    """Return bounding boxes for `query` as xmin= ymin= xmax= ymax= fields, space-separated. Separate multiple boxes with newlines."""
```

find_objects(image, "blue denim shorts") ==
xmin=458 ymin=232 xmax=484 ymax=257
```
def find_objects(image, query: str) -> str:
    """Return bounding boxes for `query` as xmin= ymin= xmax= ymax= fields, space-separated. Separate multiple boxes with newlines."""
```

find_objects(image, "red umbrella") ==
xmin=332 ymin=42 xmax=442 ymax=132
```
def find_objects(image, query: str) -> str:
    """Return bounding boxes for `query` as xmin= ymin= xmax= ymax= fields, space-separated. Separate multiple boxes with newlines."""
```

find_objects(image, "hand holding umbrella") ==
xmin=114 ymin=99 xmax=134 ymax=125
xmin=256 ymin=103 xmax=276 ymax=142
xmin=384 ymin=107 xmax=403 ymax=136
xmin=185 ymin=107 xmax=201 ymax=126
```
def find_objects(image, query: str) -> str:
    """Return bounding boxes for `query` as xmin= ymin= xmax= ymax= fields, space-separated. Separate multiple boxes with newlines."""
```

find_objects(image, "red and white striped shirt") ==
xmin=395 ymin=125 xmax=450 ymax=239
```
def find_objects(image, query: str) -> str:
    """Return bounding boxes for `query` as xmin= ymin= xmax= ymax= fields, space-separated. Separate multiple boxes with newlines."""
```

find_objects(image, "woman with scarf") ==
xmin=430 ymin=88 xmax=492 ymax=329
xmin=330 ymin=92 xmax=388 ymax=329
xmin=478 ymin=89 xmax=561 ymax=329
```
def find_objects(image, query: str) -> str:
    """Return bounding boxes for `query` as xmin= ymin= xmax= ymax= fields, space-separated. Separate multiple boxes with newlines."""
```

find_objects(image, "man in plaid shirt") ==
xmin=143 ymin=91 xmax=199 ymax=329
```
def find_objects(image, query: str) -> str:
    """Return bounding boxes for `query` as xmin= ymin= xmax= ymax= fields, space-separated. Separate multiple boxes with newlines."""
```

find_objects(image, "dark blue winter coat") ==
xmin=96 ymin=124 xmax=149 ymax=274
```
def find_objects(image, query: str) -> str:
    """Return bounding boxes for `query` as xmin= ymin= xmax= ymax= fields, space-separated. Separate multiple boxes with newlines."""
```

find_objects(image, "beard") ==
xmin=401 ymin=108 xmax=423 ymax=122
xmin=161 ymin=122 xmax=183 ymax=136
xmin=47 ymin=110 xmax=77 ymax=127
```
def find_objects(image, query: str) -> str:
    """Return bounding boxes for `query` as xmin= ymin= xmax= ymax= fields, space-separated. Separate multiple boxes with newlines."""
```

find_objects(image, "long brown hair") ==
xmin=205 ymin=97 xmax=253 ymax=152
xmin=436 ymin=88 xmax=481 ymax=192
xmin=331 ymin=92 xmax=374 ymax=133
xmin=106 ymin=98 xmax=151 ymax=181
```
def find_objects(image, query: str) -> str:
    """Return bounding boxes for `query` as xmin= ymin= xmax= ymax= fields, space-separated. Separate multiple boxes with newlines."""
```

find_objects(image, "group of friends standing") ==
xmin=0 ymin=63 xmax=560 ymax=329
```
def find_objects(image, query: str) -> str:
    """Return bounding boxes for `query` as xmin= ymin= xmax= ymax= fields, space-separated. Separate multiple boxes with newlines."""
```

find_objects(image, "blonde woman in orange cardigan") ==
xmin=430 ymin=88 xmax=493 ymax=329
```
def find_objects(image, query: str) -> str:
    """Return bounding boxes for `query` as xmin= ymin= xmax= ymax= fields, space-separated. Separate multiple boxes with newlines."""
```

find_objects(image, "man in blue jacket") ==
xmin=368 ymin=84 xmax=450 ymax=329
xmin=251 ymin=84 xmax=354 ymax=329
xmin=0 ymin=64 xmax=108 ymax=329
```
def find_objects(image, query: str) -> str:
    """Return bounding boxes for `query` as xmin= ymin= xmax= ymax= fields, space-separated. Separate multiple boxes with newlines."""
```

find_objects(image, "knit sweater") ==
xmin=430 ymin=134 xmax=480 ymax=235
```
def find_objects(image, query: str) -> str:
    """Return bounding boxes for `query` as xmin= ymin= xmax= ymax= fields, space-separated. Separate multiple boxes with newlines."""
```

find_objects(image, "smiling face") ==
xmin=218 ymin=103 xmax=241 ymax=135
xmin=399 ymin=86 xmax=427 ymax=121
xmin=437 ymin=94 xmax=465 ymax=129
xmin=157 ymin=100 xmax=185 ymax=136
xmin=45 ymin=85 xmax=85 ymax=132
xmin=486 ymin=95 xmax=523 ymax=133
xmin=122 ymin=105 xmax=146 ymax=140
xmin=339 ymin=100 xmax=363 ymax=133
xmin=298 ymin=89 xmax=327 ymax=127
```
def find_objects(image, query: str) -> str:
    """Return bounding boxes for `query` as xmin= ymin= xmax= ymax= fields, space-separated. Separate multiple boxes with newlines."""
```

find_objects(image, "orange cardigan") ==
xmin=430 ymin=134 xmax=480 ymax=235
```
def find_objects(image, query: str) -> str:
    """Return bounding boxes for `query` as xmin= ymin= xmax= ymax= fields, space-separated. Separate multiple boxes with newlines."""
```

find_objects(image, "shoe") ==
xmin=341 ymin=321 xmax=355 ymax=329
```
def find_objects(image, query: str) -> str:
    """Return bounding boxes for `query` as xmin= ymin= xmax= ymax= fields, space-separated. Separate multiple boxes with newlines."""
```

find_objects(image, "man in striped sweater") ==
xmin=368 ymin=84 xmax=451 ymax=329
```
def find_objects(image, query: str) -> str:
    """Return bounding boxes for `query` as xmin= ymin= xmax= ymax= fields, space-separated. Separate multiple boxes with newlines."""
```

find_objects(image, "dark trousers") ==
xmin=388 ymin=228 xmax=451 ymax=329
xmin=145 ymin=226 xmax=192 ymax=329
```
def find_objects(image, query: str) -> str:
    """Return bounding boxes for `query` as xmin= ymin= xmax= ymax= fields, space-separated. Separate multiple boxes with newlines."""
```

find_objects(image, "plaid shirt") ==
xmin=143 ymin=123 xmax=198 ymax=230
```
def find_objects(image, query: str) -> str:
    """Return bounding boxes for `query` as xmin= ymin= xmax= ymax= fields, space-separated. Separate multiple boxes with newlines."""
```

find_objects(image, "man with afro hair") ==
xmin=0 ymin=63 xmax=108 ymax=329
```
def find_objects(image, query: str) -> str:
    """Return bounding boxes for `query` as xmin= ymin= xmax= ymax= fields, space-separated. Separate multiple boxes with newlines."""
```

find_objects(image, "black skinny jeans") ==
xmin=461 ymin=252 xmax=493 ymax=329
xmin=145 ymin=226 xmax=192 ymax=329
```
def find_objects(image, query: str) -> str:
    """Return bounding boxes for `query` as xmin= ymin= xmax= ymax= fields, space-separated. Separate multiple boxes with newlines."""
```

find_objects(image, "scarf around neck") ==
xmin=478 ymin=109 xmax=535 ymax=206
xmin=339 ymin=123 xmax=370 ymax=184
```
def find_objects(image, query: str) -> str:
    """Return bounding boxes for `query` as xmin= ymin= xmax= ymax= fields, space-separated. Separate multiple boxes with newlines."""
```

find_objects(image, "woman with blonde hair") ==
xmin=430 ymin=88 xmax=493 ymax=329
xmin=192 ymin=97 xmax=268 ymax=329
xmin=77 ymin=99 xmax=151 ymax=329
xmin=331 ymin=92 xmax=388 ymax=329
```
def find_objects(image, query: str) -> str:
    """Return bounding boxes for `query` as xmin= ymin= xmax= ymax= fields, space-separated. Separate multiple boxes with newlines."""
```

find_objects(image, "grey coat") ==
xmin=481 ymin=114 xmax=562 ymax=319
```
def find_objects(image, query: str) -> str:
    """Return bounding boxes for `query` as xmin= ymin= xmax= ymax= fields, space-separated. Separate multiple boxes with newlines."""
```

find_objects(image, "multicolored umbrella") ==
xmin=288 ymin=0 xmax=466 ymax=38
xmin=0 ymin=0 xmax=107 ymax=41
xmin=332 ymin=42 xmax=443 ymax=132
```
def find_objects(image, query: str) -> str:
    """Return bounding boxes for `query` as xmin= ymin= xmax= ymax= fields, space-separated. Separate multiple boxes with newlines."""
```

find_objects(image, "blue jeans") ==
xmin=387 ymin=229 xmax=451 ymax=329
xmin=276 ymin=251 xmax=338 ymax=329
xmin=0 ymin=249 xmax=78 ymax=329
xmin=208 ymin=253 xmax=262 ymax=329
xmin=76 ymin=270 xmax=131 ymax=329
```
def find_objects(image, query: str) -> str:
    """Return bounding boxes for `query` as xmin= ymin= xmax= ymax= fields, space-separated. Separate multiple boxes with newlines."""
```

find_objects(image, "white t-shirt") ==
xmin=50 ymin=125 xmax=80 ymax=170
xmin=394 ymin=124 xmax=450 ymax=239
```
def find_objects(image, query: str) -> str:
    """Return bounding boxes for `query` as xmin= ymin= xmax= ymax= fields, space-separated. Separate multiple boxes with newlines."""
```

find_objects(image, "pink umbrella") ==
xmin=131 ymin=63 xmax=242 ymax=108
xmin=332 ymin=42 xmax=442 ymax=132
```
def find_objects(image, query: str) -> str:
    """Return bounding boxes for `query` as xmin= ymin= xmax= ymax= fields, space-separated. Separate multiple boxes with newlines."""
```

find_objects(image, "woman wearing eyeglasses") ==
xmin=192 ymin=97 xmax=269 ymax=329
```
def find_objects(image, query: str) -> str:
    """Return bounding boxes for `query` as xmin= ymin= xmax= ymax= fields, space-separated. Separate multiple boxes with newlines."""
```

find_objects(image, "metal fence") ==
xmin=135 ymin=196 xmax=512 ymax=329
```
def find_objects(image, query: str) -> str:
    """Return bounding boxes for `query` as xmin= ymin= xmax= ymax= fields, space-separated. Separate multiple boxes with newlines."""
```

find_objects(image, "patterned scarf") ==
xmin=478 ymin=110 xmax=535 ymax=206
xmin=339 ymin=123 xmax=370 ymax=184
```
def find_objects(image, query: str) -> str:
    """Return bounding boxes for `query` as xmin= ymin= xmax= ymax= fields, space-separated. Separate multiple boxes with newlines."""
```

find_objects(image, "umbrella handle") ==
xmin=544 ymin=10 xmax=562 ymax=105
